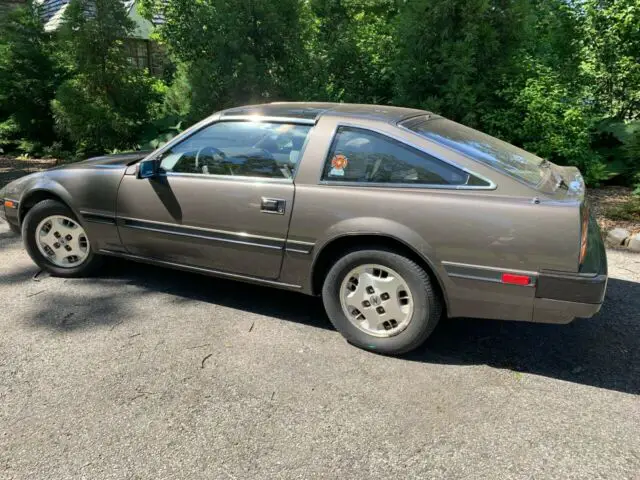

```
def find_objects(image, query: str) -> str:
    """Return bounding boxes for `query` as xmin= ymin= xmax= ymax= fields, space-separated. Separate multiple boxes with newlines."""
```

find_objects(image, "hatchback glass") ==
xmin=402 ymin=116 xmax=548 ymax=188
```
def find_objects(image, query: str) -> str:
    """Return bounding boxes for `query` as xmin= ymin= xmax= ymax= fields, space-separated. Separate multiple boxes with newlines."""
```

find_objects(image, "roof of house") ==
xmin=35 ymin=0 xmax=164 ymax=32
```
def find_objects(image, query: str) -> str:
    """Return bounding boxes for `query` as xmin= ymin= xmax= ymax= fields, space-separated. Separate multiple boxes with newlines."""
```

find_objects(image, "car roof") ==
xmin=220 ymin=102 xmax=430 ymax=124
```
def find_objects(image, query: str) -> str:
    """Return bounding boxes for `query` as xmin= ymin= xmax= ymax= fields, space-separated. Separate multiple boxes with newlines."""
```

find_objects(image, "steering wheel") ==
xmin=195 ymin=146 xmax=225 ymax=174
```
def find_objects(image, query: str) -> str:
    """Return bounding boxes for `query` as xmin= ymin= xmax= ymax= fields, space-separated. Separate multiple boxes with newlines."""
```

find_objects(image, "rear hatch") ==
xmin=401 ymin=115 xmax=605 ymax=273
xmin=538 ymin=164 xmax=585 ymax=200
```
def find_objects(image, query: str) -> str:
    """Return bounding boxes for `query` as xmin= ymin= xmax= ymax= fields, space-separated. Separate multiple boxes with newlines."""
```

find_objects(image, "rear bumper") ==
xmin=536 ymin=272 xmax=608 ymax=305
xmin=532 ymin=274 xmax=607 ymax=323
xmin=532 ymin=217 xmax=607 ymax=324
xmin=532 ymin=271 xmax=607 ymax=323
xmin=533 ymin=292 xmax=604 ymax=324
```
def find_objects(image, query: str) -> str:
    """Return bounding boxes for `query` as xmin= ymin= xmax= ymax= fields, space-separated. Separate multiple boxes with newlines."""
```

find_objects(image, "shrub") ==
xmin=518 ymin=73 xmax=601 ymax=176
xmin=0 ymin=2 xmax=59 ymax=154
xmin=52 ymin=74 xmax=160 ymax=154
xmin=52 ymin=0 xmax=161 ymax=156
xmin=604 ymin=198 xmax=640 ymax=221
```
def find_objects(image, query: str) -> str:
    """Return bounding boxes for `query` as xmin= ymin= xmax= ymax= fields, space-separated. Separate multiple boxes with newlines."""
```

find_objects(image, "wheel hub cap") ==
xmin=339 ymin=264 xmax=414 ymax=338
xmin=35 ymin=215 xmax=90 ymax=268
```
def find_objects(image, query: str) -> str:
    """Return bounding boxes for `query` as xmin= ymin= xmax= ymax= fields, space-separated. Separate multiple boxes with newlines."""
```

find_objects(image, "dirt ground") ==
xmin=0 ymin=156 xmax=57 ymax=187
xmin=588 ymin=186 xmax=640 ymax=235
xmin=1 ymin=156 xmax=639 ymax=235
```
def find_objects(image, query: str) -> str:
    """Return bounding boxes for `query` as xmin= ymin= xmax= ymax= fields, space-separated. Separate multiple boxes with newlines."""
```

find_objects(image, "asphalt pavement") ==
xmin=0 ymin=220 xmax=639 ymax=479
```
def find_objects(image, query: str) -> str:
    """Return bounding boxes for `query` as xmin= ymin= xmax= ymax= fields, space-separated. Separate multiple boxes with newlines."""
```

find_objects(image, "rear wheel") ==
xmin=322 ymin=248 xmax=442 ymax=355
xmin=22 ymin=200 xmax=102 ymax=277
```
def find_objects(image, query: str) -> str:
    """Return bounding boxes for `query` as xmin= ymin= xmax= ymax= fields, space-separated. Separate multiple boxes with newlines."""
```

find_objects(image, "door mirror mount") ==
xmin=137 ymin=159 xmax=159 ymax=179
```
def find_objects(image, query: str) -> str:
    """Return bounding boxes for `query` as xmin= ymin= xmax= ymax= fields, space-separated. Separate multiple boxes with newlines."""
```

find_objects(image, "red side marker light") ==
xmin=4 ymin=200 xmax=16 ymax=209
xmin=501 ymin=273 xmax=531 ymax=286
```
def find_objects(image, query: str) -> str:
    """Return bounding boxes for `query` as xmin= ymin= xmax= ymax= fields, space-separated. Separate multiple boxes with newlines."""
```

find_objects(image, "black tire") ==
xmin=322 ymin=248 xmax=442 ymax=355
xmin=22 ymin=199 xmax=102 ymax=277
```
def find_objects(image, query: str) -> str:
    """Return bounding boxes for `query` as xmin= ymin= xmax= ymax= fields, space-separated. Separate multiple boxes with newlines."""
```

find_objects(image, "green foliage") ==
xmin=510 ymin=64 xmax=604 ymax=183
xmin=160 ymin=62 xmax=191 ymax=119
xmin=0 ymin=0 xmax=639 ymax=190
xmin=604 ymin=197 xmax=640 ymax=221
xmin=52 ymin=0 xmax=161 ymax=155
xmin=305 ymin=0 xmax=397 ymax=103
xmin=136 ymin=114 xmax=184 ymax=150
xmin=0 ymin=2 xmax=59 ymax=154
xmin=393 ymin=0 xmax=530 ymax=127
xmin=52 ymin=74 xmax=161 ymax=154
xmin=581 ymin=0 xmax=640 ymax=120
xmin=593 ymin=119 xmax=640 ymax=189
xmin=141 ymin=0 xmax=311 ymax=121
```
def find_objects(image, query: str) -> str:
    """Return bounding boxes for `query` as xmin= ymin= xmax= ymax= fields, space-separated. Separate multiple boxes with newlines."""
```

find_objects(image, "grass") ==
xmin=604 ymin=197 xmax=640 ymax=222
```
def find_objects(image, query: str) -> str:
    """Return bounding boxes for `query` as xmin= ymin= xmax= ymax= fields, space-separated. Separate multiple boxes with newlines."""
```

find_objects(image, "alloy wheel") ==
xmin=35 ymin=215 xmax=90 ymax=268
xmin=339 ymin=264 xmax=414 ymax=337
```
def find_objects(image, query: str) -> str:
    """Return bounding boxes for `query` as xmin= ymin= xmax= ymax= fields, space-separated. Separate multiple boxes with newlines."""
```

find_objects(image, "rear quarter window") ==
xmin=321 ymin=126 xmax=490 ymax=187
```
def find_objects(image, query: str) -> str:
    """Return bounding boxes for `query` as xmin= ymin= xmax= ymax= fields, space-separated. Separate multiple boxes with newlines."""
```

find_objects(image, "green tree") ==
xmin=580 ymin=0 xmax=640 ymax=188
xmin=581 ymin=0 xmax=640 ymax=120
xmin=307 ymin=0 xmax=397 ymax=103
xmin=141 ymin=0 xmax=312 ymax=121
xmin=393 ymin=0 xmax=531 ymax=127
xmin=0 ymin=1 xmax=59 ymax=154
xmin=513 ymin=63 xmax=602 ymax=180
xmin=52 ymin=0 xmax=161 ymax=154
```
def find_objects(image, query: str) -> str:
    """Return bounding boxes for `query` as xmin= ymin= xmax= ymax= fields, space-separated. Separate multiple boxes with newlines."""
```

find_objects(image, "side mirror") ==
xmin=137 ymin=159 xmax=159 ymax=179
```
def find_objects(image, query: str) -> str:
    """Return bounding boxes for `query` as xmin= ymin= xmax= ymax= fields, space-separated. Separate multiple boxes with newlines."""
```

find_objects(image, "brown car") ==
xmin=0 ymin=103 xmax=607 ymax=354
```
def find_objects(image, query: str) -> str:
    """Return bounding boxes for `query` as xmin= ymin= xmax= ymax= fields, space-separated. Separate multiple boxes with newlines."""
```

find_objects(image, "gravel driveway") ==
xmin=1 ymin=220 xmax=639 ymax=479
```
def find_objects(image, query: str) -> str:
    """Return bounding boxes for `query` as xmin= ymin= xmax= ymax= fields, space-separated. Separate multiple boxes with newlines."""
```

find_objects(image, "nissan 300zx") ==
xmin=0 ymin=103 xmax=608 ymax=354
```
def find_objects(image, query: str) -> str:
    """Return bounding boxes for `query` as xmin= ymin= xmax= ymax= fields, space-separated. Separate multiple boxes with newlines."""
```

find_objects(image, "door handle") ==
xmin=261 ymin=197 xmax=286 ymax=215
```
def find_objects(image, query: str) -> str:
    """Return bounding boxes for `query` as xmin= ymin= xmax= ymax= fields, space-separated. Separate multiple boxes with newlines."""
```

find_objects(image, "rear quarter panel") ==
xmin=284 ymin=115 xmax=582 ymax=321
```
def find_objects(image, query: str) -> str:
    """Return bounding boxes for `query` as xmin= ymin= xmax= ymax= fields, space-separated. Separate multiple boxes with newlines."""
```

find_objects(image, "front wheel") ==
xmin=22 ymin=199 xmax=102 ymax=277
xmin=322 ymin=248 xmax=442 ymax=355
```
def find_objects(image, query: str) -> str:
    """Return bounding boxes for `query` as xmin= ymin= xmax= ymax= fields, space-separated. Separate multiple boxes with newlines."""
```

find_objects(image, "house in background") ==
xmin=34 ymin=0 xmax=168 ymax=76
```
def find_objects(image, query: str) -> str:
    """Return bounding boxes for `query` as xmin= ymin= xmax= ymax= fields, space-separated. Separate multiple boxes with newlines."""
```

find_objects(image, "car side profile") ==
xmin=0 ymin=102 xmax=607 ymax=354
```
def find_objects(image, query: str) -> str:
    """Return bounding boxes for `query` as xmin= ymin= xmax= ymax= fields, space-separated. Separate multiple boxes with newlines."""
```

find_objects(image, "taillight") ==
xmin=579 ymin=208 xmax=589 ymax=265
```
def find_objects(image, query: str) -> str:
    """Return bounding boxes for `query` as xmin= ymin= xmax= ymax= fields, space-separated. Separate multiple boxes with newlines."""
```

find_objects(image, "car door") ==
xmin=116 ymin=120 xmax=313 ymax=280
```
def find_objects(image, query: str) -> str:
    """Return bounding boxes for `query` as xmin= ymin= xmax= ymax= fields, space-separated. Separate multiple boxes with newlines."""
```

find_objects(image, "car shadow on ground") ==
xmin=408 ymin=276 xmax=640 ymax=395
xmin=7 ymin=252 xmax=640 ymax=395
xmin=101 ymin=260 xmax=331 ymax=331
xmin=90 ymin=261 xmax=640 ymax=395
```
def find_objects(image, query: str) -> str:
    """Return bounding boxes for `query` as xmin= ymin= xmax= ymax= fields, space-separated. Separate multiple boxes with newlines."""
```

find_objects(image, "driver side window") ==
xmin=159 ymin=121 xmax=311 ymax=180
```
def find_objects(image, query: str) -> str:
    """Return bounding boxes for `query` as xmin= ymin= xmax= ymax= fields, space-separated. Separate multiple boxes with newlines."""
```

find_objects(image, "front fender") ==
xmin=16 ymin=168 xmax=125 ymax=252
xmin=19 ymin=178 xmax=80 ymax=224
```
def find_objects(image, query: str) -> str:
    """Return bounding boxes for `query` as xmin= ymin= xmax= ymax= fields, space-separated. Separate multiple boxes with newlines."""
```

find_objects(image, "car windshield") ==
xmin=402 ymin=116 xmax=547 ymax=187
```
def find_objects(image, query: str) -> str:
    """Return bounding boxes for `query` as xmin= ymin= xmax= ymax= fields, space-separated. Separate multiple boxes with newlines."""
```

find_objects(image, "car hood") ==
xmin=1 ymin=151 xmax=153 ymax=201
xmin=69 ymin=150 xmax=153 ymax=168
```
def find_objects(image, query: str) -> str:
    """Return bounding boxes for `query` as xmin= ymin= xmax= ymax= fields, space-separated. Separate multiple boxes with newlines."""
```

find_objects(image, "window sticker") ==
xmin=329 ymin=154 xmax=348 ymax=177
